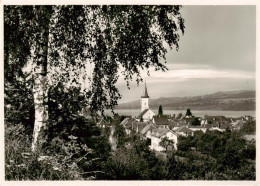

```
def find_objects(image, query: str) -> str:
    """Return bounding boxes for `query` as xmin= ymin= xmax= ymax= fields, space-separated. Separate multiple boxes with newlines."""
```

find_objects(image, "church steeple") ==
xmin=141 ymin=81 xmax=149 ymax=98
xmin=141 ymin=82 xmax=150 ymax=112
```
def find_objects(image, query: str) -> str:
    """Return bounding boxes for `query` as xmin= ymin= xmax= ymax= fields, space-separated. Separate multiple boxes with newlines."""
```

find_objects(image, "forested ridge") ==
xmin=117 ymin=90 xmax=256 ymax=111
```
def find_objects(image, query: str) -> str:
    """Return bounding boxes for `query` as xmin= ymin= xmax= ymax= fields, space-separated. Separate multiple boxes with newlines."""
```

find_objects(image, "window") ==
xmin=147 ymin=138 xmax=151 ymax=145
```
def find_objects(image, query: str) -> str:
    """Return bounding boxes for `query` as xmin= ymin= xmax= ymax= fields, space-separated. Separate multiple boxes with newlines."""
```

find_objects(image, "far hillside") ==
xmin=116 ymin=90 xmax=255 ymax=111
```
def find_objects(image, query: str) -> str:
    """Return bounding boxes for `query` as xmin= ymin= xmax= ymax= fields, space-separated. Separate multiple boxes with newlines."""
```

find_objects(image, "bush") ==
xmin=5 ymin=83 xmax=112 ymax=180
xmin=5 ymin=123 xmax=84 ymax=180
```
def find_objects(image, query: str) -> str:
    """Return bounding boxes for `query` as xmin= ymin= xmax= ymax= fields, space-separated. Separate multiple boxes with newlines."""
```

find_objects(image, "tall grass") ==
xmin=5 ymin=123 xmax=85 ymax=180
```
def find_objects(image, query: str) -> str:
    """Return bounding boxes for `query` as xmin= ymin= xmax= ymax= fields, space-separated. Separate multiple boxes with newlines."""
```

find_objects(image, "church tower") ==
xmin=141 ymin=82 xmax=149 ymax=112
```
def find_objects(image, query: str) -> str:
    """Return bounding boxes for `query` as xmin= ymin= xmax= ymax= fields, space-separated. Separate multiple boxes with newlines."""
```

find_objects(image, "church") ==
xmin=136 ymin=82 xmax=155 ymax=122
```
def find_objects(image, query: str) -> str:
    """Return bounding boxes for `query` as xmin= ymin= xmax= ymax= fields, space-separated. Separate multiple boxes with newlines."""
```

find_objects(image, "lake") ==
xmin=106 ymin=109 xmax=256 ymax=118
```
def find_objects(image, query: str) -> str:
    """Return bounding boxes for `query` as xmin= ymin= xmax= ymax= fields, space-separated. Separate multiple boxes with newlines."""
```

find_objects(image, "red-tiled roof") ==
xmin=140 ymin=123 xmax=157 ymax=135
xmin=188 ymin=125 xmax=204 ymax=129
xmin=132 ymin=122 xmax=149 ymax=133
xmin=153 ymin=115 xmax=169 ymax=125
xmin=151 ymin=128 xmax=178 ymax=138
xmin=168 ymin=120 xmax=178 ymax=128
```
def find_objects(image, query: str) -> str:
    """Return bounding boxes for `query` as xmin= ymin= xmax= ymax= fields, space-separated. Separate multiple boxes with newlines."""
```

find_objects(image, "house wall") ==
xmin=150 ymin=136 xmax=163 ymax=151
xmin=156 ymin=125 xmax=169 ymax=129
xmin=145 ymin=130 xmax=152 ymax=138
xmin=164 ymin=131 xmax=178 ymax=150
xmin=176 ymin=131 xmax=186 ymax=137
xmin=125 ymin=128 xmax=131 ymax=135
xmin=189 ymin=128 xmax=207 ymax=133
xmin=209 ymin=127 xmax=225 ymax=132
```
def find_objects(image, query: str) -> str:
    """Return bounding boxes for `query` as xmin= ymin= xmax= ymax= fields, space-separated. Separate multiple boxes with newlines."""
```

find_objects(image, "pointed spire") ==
xmin=141 ymin=81 xmax=149 ymax=98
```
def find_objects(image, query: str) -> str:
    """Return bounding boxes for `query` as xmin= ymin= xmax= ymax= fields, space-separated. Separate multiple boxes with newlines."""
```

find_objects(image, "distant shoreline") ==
xmin=116 ymin=90 xmax=255 ymax=111
xmin=115 ymin=107 xmax=256 ymax=111
xmin=107 ymin=109 xmax=256 ymax=118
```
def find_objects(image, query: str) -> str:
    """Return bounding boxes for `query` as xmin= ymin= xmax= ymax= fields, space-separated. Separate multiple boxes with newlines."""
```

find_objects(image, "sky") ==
xmin=117 ymin=5 xmax=256 ymax=103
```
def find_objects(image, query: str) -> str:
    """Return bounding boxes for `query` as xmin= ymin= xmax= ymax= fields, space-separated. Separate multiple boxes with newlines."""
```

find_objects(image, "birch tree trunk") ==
xmin=32 ymin=67 xmax=48 ymax=152
xmin=32 ymin=6 xmax=52 ymax=152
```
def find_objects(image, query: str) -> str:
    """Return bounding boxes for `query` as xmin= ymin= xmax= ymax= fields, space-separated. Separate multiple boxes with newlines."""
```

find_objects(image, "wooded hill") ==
xmin=117 ymin=90 xmax=255 ymax=111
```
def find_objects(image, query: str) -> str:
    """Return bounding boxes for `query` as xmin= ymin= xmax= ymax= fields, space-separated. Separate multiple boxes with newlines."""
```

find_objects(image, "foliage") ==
xmin=239 ymin=121 xmax=256 ymax=135
xmin=191 ymin=117 xmax=200 ymax=126
xmin=103 ymin=135 xmax=166 ymax=180
xmin=5 ymin=5 xmax=185 ymax=114
xmin=175 ymin=130 xmax=255 ymax=180
xmin=185 ymin=108 xmax=192 ymax=116
xmin=177 ymin=113 xmax=182 ymax=119
xmin=5 ymin=123 xmax=83 ymax=180
xmin=159 ymin=136 xmax=174 ymax=151
xmin=158 ymin=105 xmax=163 ymax=116
xmin=177 ymin=135 xmax=195 ymax=151
xmin=5 ymin=83 xmax=112 ymax=180
xmin=104 ymin=147 xmax=150 ymax=179
xmin=4 ymin=74 xmax=34 ymax=131
xmin=47 ymin=84 xmax=112 ymax=166
xmin=5 ymin=118 xmax=110 ymax=180
xmin=113 ymin=123 xmax=127 ymax=148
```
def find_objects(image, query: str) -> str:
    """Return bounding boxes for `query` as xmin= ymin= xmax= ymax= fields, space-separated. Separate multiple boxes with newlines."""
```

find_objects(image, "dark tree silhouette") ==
xmin=192 ymin=117 xmax=200 ymax=126
xmin=158 ymin=105 xmax=163 ymax=116
xmin=185 ymin=108 xmax=192 ymax=117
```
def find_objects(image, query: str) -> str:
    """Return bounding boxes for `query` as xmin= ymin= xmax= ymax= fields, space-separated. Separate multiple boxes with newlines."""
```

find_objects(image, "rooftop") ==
xmin=136 ymin=109 xmax=149 ymax=119
xmin=153 ymin=115 xmax=169 ymax=125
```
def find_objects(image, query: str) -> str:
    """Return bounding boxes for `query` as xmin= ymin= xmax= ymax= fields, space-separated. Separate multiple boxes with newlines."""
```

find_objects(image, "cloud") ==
xmin=116 ymin=63 xmax=255 ymax=87
xmin=147 ymin=68 xmax=254 ymax=79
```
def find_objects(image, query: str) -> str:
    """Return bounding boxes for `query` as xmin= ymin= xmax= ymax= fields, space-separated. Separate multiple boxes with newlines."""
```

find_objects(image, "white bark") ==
xmin=31 ymin=6 xmax=52 ymax=152
xmin=32 ymin=65 xmax=48 ymax=152
xmin=109 ymin=126 xmax=116 ymax=151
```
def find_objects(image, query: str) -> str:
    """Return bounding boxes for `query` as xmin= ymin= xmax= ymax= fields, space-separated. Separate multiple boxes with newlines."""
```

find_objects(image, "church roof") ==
xmin=136 ymin=109 xmax=149 ymax=119
xmin=141 ymin=82 xmax=149 ymax=98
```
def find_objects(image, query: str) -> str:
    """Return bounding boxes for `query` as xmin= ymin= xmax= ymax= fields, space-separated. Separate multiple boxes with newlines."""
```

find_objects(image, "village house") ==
xmin=131 ymin=121 xmax=149 ymax=134
xmin=243 ymin=134 xmax=256 ymax=144
xmin=149 ymin=128 xmax=179 ymax=151
xmin=175 ymin=119 xmax=187 ymax=127
xmin=168 ymin=119 xmax=178 ymax=130
xmin=153 ymin=115 xmax=170 ymax=129
xmin=204 ymin=115 xmax=231 ymax=125
xmin=183 ymin=115 xmax=194 ymax=125
xmin=174 ymin=126 xmax=194 ymax=137
xmin=187 ymin=125 xmax=208 ymax=133
xmin=120 ymin=117 xmax=134 ymax=135
xmin=140 ymin=123 xmax=157 ymax=138
xmin=244 ymin=115 xmax=255 ymax=122
xmin=231 ymin=119 xmax=246 ymax=130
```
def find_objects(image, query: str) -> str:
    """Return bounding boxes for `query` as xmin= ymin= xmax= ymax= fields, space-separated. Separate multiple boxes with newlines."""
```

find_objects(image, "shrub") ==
xmin=5 ymin=123 xmax=84 ymax=180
